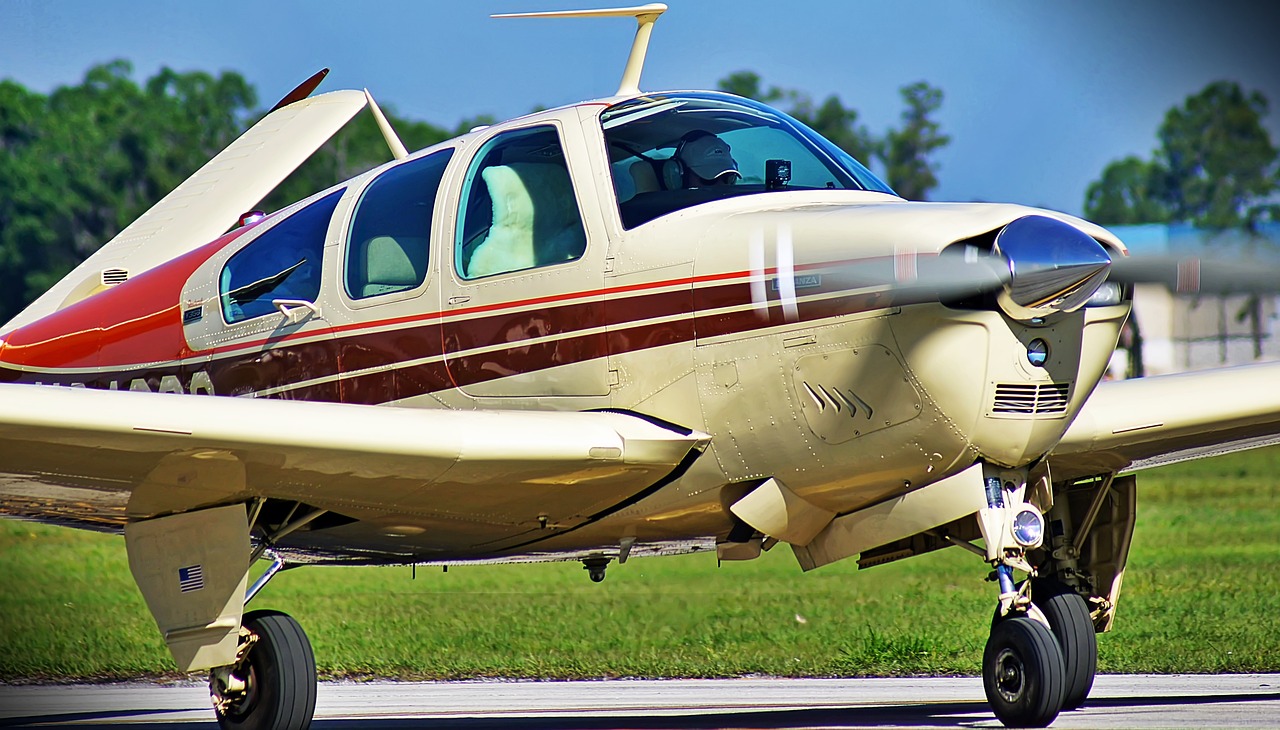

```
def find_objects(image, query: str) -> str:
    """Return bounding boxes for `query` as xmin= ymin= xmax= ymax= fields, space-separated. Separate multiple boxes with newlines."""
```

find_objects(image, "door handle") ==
xmin=272 ymin=298 xmax=321 ymax=324
xmin=448 ymin=295 xmax=471 ymax=306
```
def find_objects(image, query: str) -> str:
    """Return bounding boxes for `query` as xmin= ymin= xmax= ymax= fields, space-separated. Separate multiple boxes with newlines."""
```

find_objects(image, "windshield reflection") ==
xmin=601 ymin=93 xmax=895 ymax=229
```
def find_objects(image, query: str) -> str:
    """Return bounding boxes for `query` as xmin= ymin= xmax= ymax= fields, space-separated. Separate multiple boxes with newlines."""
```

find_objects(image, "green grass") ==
xmin=3 ymin=447 xmax=1279 ymax=681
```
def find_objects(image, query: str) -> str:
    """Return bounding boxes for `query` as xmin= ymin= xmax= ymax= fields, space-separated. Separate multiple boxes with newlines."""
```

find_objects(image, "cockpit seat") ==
xmin=629 ymin=159 xmax=661 ymax=196
xmin=357 ymin=235 xmax=427 ymax=297
xmin=467 ymin=163 xmax=586 ymax=278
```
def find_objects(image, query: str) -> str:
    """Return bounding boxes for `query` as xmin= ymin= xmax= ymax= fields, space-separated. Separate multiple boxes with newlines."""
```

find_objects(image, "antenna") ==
xmin=493 ymin=3 xmax=668 ymax=96
xmin=363 ymin=89 xmax=409 ymax=161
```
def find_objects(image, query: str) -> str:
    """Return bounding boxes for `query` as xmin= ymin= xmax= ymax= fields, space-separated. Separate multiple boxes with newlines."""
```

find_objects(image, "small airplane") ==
xmin=3 ymin=5 xmax=1279 ymax=728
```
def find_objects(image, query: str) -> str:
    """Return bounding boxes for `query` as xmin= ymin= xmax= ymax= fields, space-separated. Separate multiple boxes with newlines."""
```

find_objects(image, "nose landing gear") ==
xmin=974 ymin=469 xmax=1095 ymax=728
xmin=984 ymin=615 xmax=1066 ymax=727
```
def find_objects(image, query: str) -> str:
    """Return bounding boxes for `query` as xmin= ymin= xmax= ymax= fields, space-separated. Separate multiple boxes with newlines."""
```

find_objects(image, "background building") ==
xmin=1110 ymin=223 xmax=1280 ymax=377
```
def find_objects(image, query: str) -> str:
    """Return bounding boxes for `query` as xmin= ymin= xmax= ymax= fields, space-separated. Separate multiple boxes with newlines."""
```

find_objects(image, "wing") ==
xmin=1 ymin=90 xmax=369 ymax=335
xmin=0 ymin=384 xmax=709 ymax=562
xmin=1050 ymin=360 xmax=1280 ymax=480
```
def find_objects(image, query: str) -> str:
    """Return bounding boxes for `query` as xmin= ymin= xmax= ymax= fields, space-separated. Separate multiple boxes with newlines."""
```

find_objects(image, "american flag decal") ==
xmin=178 ymin=565 xmax=205 ymax=593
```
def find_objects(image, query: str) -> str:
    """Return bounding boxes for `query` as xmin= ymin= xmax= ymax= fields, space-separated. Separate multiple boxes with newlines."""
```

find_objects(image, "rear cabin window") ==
xmin=455 ymin=126 xmax=587 ymax=280
xmin=345 ymin=148 xmax=454 ymax=300
xmin=220 ymin=189 xmax=343 ymax=324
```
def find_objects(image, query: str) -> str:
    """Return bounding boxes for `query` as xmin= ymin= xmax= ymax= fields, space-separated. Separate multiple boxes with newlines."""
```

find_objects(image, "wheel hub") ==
xmin=210 ymin=627 xmax=259 ymax=716
xmin=994 ymin=647 xmax=1026 ymax=703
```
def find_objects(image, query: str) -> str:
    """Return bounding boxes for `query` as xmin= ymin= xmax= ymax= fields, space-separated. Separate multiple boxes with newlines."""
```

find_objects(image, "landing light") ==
xmin=1010 ymin=506 xmax=1045 ymax=548
xmin=1027 ymin=339 xmax=1049 ymax=368
xmin=1087 ymin=281 xmax=1124 ymax=307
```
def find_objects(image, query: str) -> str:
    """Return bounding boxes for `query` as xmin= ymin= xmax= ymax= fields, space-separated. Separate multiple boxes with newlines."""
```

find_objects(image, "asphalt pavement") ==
xmin=2 ymin=674 xmax=1279 ymax=728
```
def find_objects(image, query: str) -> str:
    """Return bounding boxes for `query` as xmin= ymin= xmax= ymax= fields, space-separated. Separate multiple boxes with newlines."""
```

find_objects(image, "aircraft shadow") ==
xmin=4 ymin=692 xmax=1280 ymax=729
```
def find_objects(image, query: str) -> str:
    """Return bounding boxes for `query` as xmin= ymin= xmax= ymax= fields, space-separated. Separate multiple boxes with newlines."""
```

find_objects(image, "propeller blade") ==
xmin=814 ymin=252 xmax=1011 ymax=301
xmin=1109 ymin=256 xmax=1280 ymax=295
xmin=269 ymin=68 xmax=330 ymax=113
xmin=751 ymin=245 xmax=1011 ymax=323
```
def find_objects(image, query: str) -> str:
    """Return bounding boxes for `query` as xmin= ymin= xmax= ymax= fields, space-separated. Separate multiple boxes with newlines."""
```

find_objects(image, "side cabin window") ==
xmin=220 ymin=189 xmax=343 ymax=324
xmin=455 ymin=125 xmax=587 ymax=280
xmin=345 ymin=148 xmax=454 ymax=300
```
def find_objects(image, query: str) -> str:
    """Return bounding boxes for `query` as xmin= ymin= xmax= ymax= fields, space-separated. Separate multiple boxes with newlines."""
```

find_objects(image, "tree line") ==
xmin=0 ymin=61 xmax=477 ymax=325
xmin=1085 ymin=80 xmax=1279 ymax=230
xmin=1 ymin=60 xmax=1273 ymax=329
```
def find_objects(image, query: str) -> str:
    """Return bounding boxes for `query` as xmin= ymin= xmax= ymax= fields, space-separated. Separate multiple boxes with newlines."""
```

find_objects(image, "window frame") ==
xmin=453 ymin=123 xmax=589 ymax=282
xmin=218 ymin=188 xmax=344 ymax=326
xmin=341 ymin=147 xmax=456 ymax=306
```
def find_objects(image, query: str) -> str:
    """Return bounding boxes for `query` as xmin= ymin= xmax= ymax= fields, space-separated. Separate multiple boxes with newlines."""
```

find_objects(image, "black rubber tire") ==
xmin=983 ymin=616 xmax=1066 ymax=728
xmin=1033 ymin=580 xmax=1098 ymax=710
xmin=214 ymin=609 xmax=317 ymax=730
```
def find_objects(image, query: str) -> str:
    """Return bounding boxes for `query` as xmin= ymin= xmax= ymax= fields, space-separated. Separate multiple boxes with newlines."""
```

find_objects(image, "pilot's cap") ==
xmin=679 ymin=132 xmax=740 ymax=181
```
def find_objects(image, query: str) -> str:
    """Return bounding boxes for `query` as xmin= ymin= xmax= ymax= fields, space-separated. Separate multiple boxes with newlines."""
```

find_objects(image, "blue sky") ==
xmin=3 ymin=1 xmax=1278 ymax=217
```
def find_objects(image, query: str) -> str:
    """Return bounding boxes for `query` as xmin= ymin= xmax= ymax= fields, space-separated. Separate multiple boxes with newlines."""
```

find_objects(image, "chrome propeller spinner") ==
xmin=993 ymin=216 xmax=1112 ymax=321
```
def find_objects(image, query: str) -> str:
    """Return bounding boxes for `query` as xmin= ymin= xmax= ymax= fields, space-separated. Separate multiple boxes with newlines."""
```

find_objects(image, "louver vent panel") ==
xmin=992 ymin=383 xmax=1070 ymax=415
xmin=101 ymin=268 xmax=129 ymax=286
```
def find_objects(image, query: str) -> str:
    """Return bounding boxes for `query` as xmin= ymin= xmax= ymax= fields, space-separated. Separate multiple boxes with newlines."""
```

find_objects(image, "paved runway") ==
xmin=2 ymin=674 xmax=1279 ymax=728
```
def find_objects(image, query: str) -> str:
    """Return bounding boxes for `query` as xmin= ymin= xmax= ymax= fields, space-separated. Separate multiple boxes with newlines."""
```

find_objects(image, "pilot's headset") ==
xmin=662 ymin=130 xmax=710 ymax=190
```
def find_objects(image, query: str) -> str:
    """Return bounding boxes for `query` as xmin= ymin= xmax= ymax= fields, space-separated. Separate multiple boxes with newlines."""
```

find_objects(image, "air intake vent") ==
xmin=101 ymin=268 xmax=129 ymax=286
xmin=992 ymin=383 xmax=1070 ymax=415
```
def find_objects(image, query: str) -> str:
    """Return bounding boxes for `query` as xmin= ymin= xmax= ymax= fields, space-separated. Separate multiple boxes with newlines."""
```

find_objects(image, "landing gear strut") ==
xmin=210 ymin=610 xmax=317 ymax=730
xmin=977 ymin=471 xmax=1070 ymax=727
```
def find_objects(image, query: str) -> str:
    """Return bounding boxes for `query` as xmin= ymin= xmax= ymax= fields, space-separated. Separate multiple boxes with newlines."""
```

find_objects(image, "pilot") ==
xmin=672 ymin=130 xmax=742 ymax=188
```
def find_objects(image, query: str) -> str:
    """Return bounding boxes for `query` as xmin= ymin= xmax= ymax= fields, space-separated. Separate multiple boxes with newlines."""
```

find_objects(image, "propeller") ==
xmin=752 ymin=216 xmax=1098 ymax=323
xmin=1107 ymin=255 xmax=1280 ymax=295
xmin=751 ymin=214 xmax=1280 ymax=324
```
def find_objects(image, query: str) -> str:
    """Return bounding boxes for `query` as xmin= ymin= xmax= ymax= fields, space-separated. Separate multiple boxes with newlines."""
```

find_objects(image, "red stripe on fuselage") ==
xmin=0 ymin=228 xmax=251 ymax=370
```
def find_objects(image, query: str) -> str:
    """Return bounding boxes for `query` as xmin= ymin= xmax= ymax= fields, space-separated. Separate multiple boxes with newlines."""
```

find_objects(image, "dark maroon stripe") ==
xmin=4 ymin=274 xmax=916 ymax=403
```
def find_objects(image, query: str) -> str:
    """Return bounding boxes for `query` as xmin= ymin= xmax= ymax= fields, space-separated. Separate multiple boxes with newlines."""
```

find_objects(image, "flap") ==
xmin=2 ymin=90 xmax=369 ymax=335
xmin=1051 ymin=361 xmax=1280 ymax=480
xmin=0 ymin=385 xmax=709 ymax=554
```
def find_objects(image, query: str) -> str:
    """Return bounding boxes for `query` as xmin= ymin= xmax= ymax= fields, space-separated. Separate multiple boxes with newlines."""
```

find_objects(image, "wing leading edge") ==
xmin=0 ymin=384 xmax=709 ymax=559
xmin=1051 ymin=360 xmax=1280 ymax=481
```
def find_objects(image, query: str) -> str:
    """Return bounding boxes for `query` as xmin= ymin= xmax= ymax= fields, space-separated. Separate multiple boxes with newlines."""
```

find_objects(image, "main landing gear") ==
xmin=210 ymin=610 xmax=317 ymax=730
xmin=974 ymin=471 xmax=1098 ymax=727
xmin=210 ymin=552 xmax=318 ymax=730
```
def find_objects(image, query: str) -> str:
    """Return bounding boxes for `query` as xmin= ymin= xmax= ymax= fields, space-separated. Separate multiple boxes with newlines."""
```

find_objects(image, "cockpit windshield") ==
xmin=601 ymin=92 xmax=895 ymax=229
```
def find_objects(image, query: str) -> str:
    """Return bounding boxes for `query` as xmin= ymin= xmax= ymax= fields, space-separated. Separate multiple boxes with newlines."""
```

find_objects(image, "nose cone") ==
xmin=994 ymin=216 xmax=1112 ymax=321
